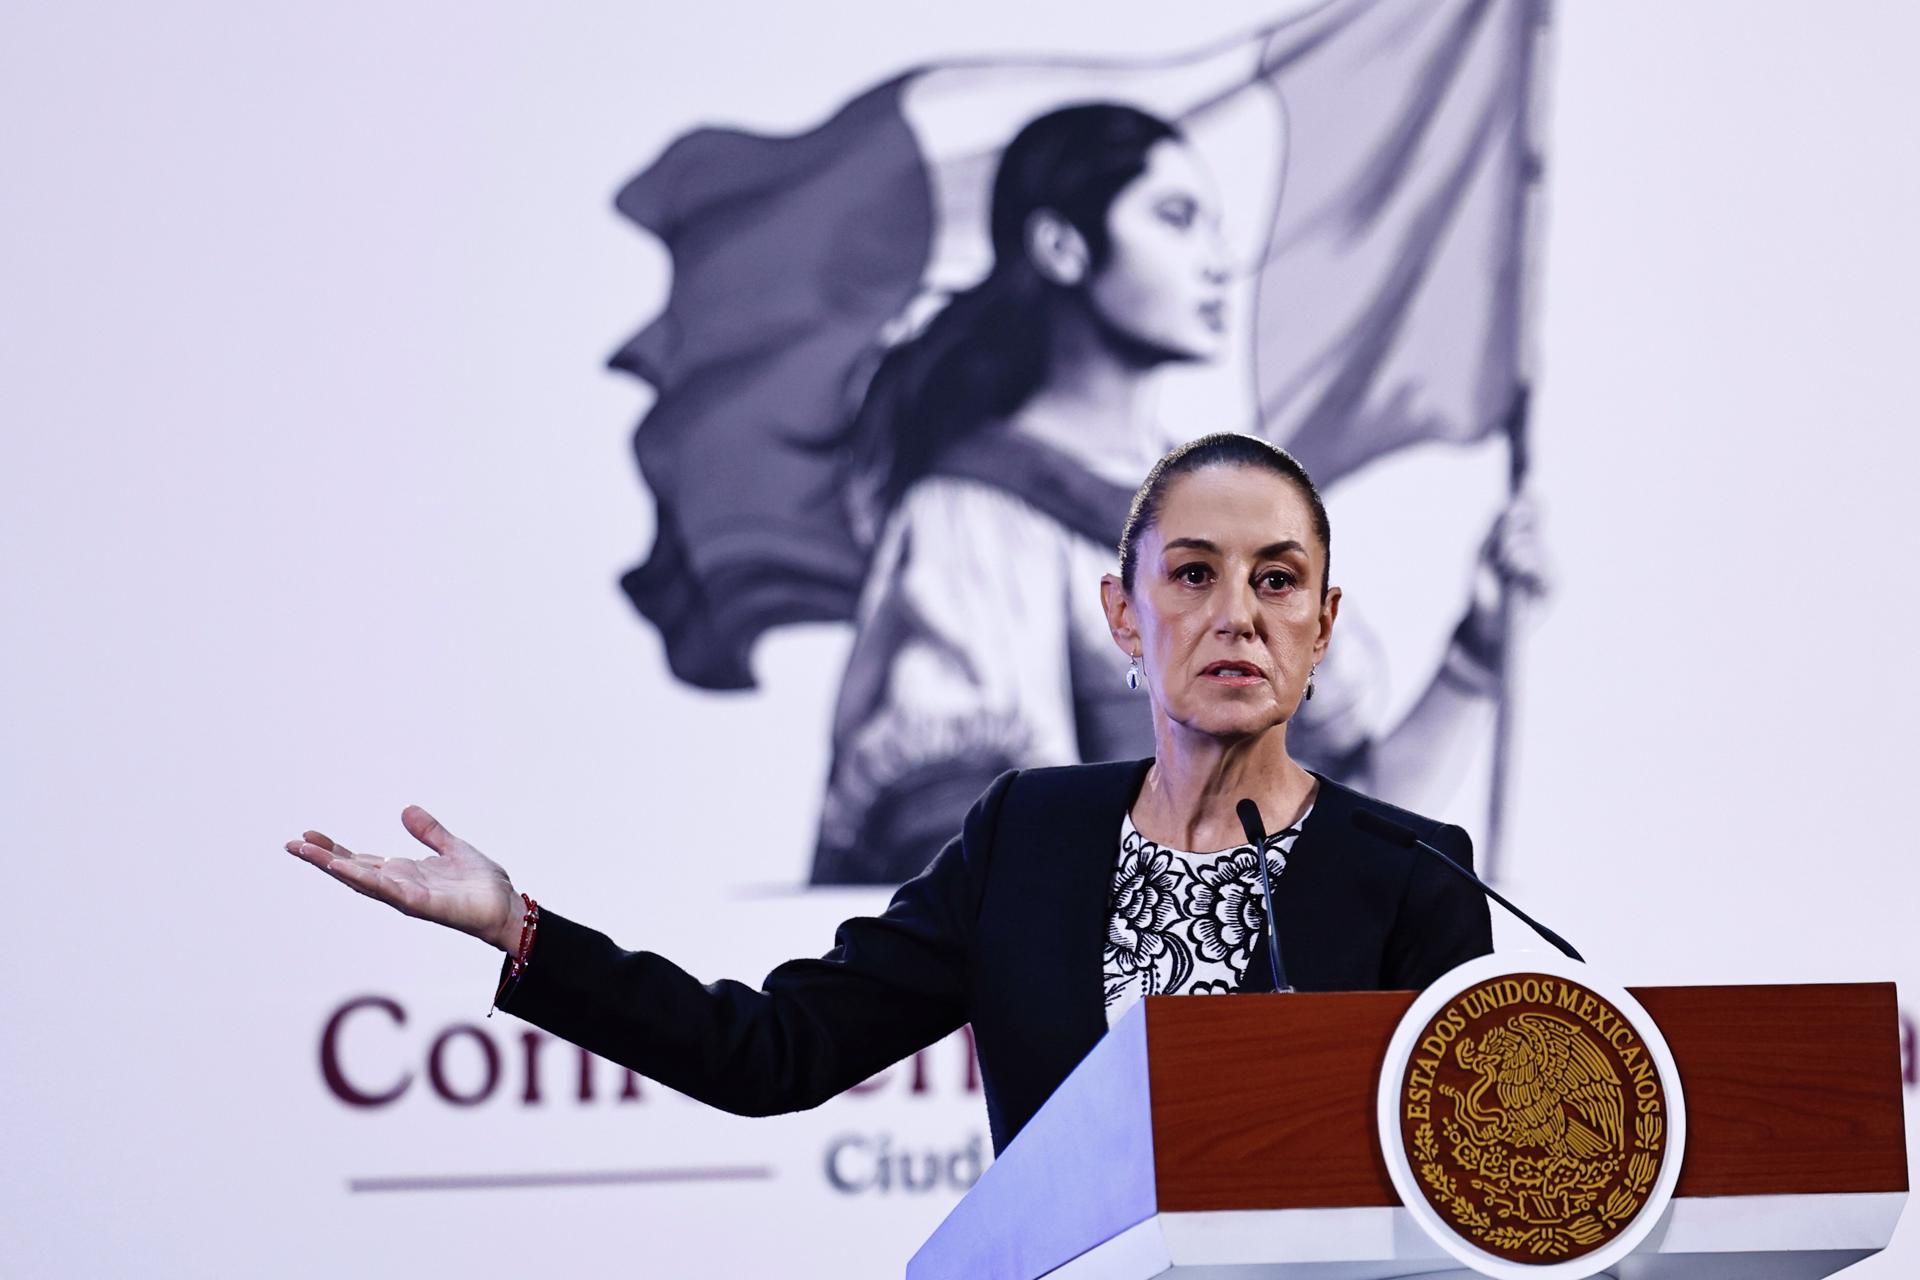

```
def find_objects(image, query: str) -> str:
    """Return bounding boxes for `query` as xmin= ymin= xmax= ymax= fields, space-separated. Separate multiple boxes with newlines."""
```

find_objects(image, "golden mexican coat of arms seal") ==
xmin=1378 ymin=955 xmax=1687 ymax=1279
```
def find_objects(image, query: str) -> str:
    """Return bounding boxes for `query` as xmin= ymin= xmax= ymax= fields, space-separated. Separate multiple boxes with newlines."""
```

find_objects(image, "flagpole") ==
xmin=1485 ymin=384 xmax=1530 ymax=885
xmin=1483 ymin=0 xmax=1555 ymax=887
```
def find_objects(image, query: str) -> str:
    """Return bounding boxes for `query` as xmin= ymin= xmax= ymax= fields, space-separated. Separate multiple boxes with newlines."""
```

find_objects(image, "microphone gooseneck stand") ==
xmin=1236 ymin=799 xmax=1293 ymax=993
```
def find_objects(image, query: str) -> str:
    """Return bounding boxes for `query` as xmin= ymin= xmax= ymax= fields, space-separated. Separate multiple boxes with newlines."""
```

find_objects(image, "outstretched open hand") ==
xmin=286 ymin=806 xmax=521 ymax=952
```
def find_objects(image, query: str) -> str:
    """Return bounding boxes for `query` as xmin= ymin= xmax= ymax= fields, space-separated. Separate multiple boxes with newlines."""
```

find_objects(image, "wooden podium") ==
xmin=910 ymin=983 xmax=1907 ymax=1279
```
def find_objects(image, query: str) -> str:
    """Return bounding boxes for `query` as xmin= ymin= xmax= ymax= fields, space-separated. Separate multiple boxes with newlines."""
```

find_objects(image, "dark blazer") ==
xmin=502 ymin=759 xmax=1492 ymax=1155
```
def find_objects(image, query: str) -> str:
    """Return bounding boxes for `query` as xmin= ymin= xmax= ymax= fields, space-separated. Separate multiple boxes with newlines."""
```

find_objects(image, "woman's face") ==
xmin=1102 ymin=465 xmax=1340 ymax=743
xmin=1087 ymin=139 xmax=1231 ymax=362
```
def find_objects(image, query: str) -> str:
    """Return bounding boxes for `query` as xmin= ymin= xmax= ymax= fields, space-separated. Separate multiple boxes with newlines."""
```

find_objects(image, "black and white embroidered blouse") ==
xmin=1103 ymin=809 xmax=1310 ymax=1026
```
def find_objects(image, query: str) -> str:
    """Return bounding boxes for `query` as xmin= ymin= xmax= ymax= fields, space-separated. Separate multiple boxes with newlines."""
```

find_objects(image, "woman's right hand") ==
xmin=286 ymin=805 xmax=522 ymax=952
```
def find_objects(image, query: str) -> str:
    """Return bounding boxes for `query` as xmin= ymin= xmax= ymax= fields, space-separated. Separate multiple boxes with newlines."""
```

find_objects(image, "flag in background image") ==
xmin=1253 ymin=0 xmax=1540 ymax=489
xmin=612 ymin=0 xmax=1543 ymax=694
xmin=609 ymin=77 xmax=932 ymax=692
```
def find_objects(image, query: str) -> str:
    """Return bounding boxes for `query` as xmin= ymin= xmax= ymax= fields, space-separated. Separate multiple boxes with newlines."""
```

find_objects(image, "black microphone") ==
xmin=1349 ymin=809 xmax=1584 ymax=963
xmin=1236 ymin=799 xmax=1292 ymax=993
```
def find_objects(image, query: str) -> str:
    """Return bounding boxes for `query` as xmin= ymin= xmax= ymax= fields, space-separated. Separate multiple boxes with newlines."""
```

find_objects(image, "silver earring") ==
xmin=1305 ymin=665 xmax=1317 ymax=701
xmin=1125 ymin=654 xmax=1142 ymax=691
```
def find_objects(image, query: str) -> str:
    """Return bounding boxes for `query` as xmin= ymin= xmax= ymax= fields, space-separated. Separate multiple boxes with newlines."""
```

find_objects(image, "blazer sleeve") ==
xmin=1381 ymin=822 xmax=1494 ymax=990
xmin=496 ymin=771 xmax=1013 ymax=1117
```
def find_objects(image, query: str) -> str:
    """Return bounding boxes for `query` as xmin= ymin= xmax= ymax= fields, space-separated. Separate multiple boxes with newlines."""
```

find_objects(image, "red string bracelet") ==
xmin=489 ymin=892 xmax=540 ymax=1015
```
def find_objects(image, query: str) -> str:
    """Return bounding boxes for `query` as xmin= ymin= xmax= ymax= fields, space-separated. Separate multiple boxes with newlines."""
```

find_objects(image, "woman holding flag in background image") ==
xmin=805 ymin=102 xmax=1545 ymax=884
xmin=610 ymin=0 xmax=1550 ymax=885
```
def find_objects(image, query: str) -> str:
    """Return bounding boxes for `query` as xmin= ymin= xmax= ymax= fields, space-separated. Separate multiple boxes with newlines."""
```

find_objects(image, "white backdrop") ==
xmin=3 ymin=1 xmax=1915 ymax=1275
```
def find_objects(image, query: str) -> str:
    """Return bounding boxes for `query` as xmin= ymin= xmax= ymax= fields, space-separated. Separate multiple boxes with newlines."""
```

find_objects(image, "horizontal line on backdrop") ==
xmin=348 ymin=1166 xmax=776 ymax=1193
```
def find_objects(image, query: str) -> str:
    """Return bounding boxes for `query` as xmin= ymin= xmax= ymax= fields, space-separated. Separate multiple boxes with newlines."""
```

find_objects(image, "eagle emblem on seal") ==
xmin=1445 ymin=1012 xmax=1626 ymax=1166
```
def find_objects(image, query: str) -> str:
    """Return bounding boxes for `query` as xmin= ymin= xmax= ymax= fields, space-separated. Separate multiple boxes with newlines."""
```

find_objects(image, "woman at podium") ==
xmin=286 ymin=433 xmax=1493 ymax=1154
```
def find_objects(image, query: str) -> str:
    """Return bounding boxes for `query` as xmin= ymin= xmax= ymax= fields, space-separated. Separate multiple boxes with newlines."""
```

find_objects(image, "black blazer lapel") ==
xmin=969 ymin=758 xmax=1155 ymax=1148
xmin=1059 ymin=758 xmax=1154 ymax=1040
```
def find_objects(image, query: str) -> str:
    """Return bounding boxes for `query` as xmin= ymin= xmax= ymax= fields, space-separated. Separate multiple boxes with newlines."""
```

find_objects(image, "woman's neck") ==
xmin=1011 ymin=304 xmax=1163 ymax=485
xmin=1132 ymin=722 xmax=1318 ymax=853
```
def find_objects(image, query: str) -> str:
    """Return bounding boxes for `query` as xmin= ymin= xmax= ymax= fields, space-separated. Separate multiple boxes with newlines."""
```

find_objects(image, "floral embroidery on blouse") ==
xmin=1103 ymin=810 xmax=1309 ymax=1025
